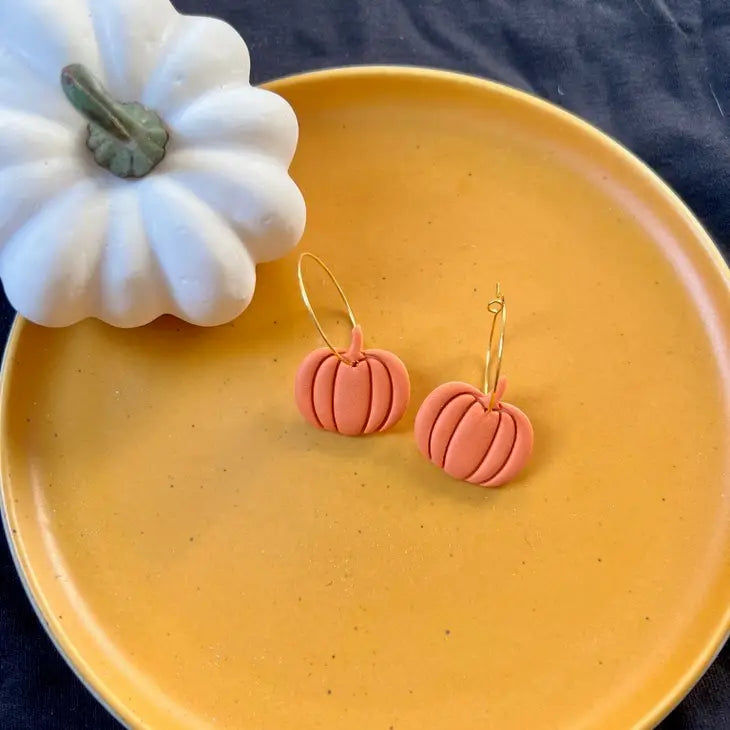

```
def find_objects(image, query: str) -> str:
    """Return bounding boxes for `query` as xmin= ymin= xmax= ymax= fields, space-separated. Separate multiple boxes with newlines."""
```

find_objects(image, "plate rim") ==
xmin=1 ymin=64 xmax=728 ymax=730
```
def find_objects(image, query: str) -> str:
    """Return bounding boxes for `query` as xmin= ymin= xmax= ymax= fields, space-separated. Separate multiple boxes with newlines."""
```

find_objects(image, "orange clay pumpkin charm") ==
xmin=295 ymin=325 xmax=410 ymax=435
xmin=294 ymin=253 xmax=410 ymax=436
xmin=414 ymin=376 xmax=533 ymax=486
xmin=414 ymin=283 xmax=534 ymax=487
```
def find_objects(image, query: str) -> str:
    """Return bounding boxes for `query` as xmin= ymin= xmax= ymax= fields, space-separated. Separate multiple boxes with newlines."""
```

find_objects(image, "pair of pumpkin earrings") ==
xmin=294 ymin=253 xmax=534 ymax=488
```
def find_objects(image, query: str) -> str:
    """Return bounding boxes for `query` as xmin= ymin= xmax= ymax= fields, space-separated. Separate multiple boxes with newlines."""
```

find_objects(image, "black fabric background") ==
xmin=1 ymin=0 xmax=728 ymax=727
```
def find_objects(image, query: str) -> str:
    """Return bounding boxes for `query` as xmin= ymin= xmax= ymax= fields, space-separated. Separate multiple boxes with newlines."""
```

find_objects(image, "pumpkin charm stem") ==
xmin=344 ymin=325 xmax=365 ymax=365
xmin=487 ymin=376 xmax=508 ymax=412
xmin=60 ymin=64 xmax=169 ymax=179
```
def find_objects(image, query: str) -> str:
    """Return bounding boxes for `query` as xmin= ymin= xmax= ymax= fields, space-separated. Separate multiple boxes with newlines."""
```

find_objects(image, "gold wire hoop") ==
xmin=297 ymin=252 xmax=359 ymax=366
xmin=484 ymin=283 xmax=506 ymax=410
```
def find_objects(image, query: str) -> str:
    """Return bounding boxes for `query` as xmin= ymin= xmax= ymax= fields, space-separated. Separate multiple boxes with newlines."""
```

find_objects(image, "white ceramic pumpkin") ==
xmin=0 ymin=0 xmax=306 ymax=327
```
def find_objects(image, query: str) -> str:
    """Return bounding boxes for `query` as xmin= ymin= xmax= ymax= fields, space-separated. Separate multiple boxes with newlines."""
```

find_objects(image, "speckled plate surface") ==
xmin=2 ymin=67 xmax=729 ymax=730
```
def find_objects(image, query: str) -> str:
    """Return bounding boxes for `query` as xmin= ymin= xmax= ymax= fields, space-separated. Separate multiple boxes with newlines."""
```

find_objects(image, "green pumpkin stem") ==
xmin=60 ymin=64 xmax=169 ymax=179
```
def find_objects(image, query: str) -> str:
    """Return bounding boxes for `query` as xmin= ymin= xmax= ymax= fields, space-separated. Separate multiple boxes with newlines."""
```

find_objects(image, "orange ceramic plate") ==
xmin=1 ymin=67 xmax=729 ymax=730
